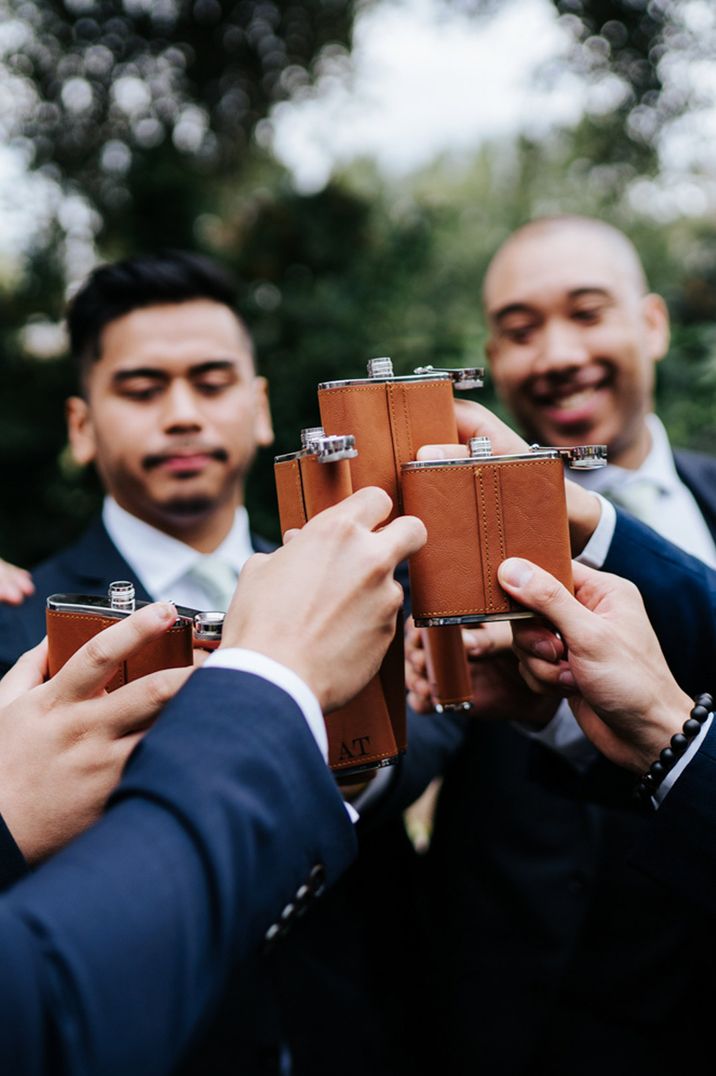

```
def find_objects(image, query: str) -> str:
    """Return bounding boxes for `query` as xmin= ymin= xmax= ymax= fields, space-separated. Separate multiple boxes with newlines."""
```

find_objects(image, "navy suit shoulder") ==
xmin=674 ymin=447 xmax=716 ymax=540
xmin=603 ymin=510 xmax=716 ymax=696
xmin=0 ymin=666 xmax=356 ymax=1076
xmin=0 ymin=517 xmax=147 ymax=675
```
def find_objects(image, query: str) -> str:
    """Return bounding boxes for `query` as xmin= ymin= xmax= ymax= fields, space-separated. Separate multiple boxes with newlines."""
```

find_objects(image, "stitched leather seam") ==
xmin=493 ymin=464 xmax=507 ymax=609
xmin=47 ymin=612 xmax=185 ymax=633
xmin=385 ymin=383 xmax=403 ymax=508
xmin=318 ymin=383 xmax=447 ymax=395
xmin=293 ymin=459 xmax=309 ymax=524
xmin=478 ymin=467 xmax=494 ymax=610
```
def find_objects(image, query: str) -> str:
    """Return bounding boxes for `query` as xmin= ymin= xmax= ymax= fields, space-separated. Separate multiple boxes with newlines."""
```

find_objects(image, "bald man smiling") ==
xmin=422 ymin=216 xmax=716 ymax=1076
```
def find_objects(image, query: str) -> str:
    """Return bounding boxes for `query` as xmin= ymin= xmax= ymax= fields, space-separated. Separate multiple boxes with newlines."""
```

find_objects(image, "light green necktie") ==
xmin=188 ymin=556 xmax=238 ymax=611
xmin=603 ymin=478 xmax=663 ymax=528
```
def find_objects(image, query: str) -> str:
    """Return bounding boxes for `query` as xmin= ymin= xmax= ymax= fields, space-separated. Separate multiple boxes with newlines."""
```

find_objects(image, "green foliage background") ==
xmin=1 ymin=0 xmax=715 ymax=562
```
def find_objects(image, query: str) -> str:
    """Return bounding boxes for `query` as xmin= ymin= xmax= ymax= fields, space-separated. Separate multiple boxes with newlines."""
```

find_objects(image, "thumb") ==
xmin=498 ymin=558 xmax=591 ymax=643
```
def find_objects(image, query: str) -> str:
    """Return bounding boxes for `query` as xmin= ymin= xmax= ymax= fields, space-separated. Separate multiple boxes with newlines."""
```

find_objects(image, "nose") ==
xmin=161 ymin=379 xmax=204 ymax=433
xmin=533 ymin=318 xmax=590 ymax=376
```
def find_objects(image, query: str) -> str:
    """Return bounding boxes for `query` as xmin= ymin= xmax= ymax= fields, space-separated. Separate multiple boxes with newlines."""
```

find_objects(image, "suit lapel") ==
xmin=55 ymin=517 xmax=153 ymax=601
xmin=674 ymin=450 xmax=716 ymax=544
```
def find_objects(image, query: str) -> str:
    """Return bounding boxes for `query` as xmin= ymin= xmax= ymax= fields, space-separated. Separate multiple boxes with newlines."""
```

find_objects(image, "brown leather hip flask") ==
xmin=274 ymin=427 xmax=407 ymax=778
xmin=318 ymin=358 xmax=484 ymax=712
xmin=402 ymin=440 xmax=606 ymax=625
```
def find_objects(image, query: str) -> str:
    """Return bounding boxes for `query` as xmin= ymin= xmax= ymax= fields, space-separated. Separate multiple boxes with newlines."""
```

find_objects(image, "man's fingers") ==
xmin=101 ymin=665 xmax=193 ymax=736
xmin=0 ymin=638 xmax=49 ymax=705
xmin=454 ymin=400 xmax=528 ymax=454
xmin=55 ymin=603 xmax=179 ymax=702
xmin=463 ymin=620 xmax=513 ymax=657
xmin=0 ymin=561 xmax=34 ymax=604
xmin=498 ymin=559 xmax=591 ymax=643
xmin=323 ymin=486 xmax=394 ymax=531
xmin=417 ymin=443 xmax=469 ymax=461
xmin=510 ymin=621 xmax=566 ymax=663
xmin=516 ymin=657 xmax=575 ymax=697
xmin=376 ymin=514 xmax=427 ymax=564
xmin=282 ymin=528 xmax=300 ymax=545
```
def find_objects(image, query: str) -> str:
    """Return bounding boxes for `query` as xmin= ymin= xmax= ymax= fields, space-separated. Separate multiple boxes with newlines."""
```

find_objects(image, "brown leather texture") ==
xmin=319 ymin=376 xmax=471 ymax=703
xmin=274 ymin=448 xmax=404 ymax=775
xmin=46 ymin=607 xmax=193 ymax=690
xmin=318 ymin=379 xmax=458 ymax=518
xmin=422 ymin=626 xmax=472 ymax=707
xmin=274 ymin=454 xmax=354 ymax=536
xmin=402 ymin=456 xmax=573 ymax=622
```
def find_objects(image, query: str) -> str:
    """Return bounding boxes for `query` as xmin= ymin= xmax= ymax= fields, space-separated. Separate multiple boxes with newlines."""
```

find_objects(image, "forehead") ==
xmin=484 ymin=229 xmax=639 ymax=316
xmin=96 ymin=299 xmax=253 ymax=374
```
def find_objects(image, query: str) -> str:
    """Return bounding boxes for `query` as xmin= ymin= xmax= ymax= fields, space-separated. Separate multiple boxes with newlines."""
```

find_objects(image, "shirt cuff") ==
xmin=654 ymin=712 xmax=714 ymax=807
xmin=576 ymin=494 xmax=616 ymax=569
xmin=204 ymin=648 xmax=328 ymax=763
xmin=517 ymin=698 xmax=598 ymax=771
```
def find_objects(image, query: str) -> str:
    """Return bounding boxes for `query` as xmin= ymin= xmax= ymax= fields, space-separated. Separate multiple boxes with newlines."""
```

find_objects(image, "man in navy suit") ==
xmin=409 ymin=217 xmax=716 ymax=1076
xmin=0 ymin=484 xmax=427 ymax=1075
xmin=0 ymin=250 xmax=463 ymax=1075
xmin=0 ymin=249 xmax=276 ymax=670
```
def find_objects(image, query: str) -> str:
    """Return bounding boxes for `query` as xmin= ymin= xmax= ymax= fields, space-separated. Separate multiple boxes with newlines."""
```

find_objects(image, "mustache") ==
xmin=530 ymin=367 xmax=611 ymax=398
xmin=142 ymin=445 xmax=229 ymax=471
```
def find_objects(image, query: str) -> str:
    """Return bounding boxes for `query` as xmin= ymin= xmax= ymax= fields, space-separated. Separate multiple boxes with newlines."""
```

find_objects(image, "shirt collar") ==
xmin=102 ymin=497 xmax=254 ymax=598
xmin=569 ymin=414 xmax=678 ymax=496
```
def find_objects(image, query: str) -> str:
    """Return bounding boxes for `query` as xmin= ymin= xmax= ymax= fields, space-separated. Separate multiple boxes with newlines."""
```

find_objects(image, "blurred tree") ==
xmin=1 ymin=0 xmax=716 ymax=563
xmin=447 ymin=0 xmax=716 ymax=171
xmin=1 ymin=0 xmax=359 ymax=248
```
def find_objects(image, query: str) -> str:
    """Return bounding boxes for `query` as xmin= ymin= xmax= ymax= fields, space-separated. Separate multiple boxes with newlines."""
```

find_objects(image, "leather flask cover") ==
xmin=402 ymin=455 xmax=574 ymax=623
xmin=274 ymin=450 xmax=404 ymax=775
xmin=46 ymin=605 xmax=193 ymax=691
xmin=319 ymin=375 xmax=472 ymax=707
xmin=318 ymin=378 xmax=458 ymax=519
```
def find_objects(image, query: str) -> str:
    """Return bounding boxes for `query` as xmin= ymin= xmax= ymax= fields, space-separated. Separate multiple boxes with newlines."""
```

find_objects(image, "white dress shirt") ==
xmin=102 ymin=497 xmax=255 ymax=608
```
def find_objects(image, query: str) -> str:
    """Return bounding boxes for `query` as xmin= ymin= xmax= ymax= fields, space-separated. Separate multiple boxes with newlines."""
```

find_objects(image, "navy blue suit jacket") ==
xmin=0 ymin=515 xmax=466 ymax=1076
xmin=0 ymin=666 xmax=356 ymax=1075
xmin=634 ymin=716 xmax=716 ymax=915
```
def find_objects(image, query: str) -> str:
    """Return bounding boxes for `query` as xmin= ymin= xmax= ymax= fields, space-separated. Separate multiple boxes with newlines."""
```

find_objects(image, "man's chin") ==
xmin=158 ymin=495 xmax=217 ymax=523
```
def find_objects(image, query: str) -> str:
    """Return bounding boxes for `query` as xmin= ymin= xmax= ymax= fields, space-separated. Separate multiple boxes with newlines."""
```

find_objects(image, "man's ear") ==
xmin=641 ymin=293 xmax=670 ymax=364
xmin=252 ymin=376 xmax=274 ymax=448
xmin=66 ymin=396 xmax=97 ymax=465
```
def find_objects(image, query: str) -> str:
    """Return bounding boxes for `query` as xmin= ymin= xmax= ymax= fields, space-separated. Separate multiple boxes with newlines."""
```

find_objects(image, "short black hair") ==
xmin=67 ymin=249 xmax=253 ymax=390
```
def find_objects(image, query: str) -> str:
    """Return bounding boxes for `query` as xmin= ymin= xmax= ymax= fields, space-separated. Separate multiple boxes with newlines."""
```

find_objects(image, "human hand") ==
xmin=499 ymin=558 xmax=693 ymax=773
xmin=405 ymin=616 xmax=558 ymax=725
xmin=221 ymin=487 xmax=426 ymax=712
xmin=0 ymin=603 xmax=193 ymax=863
xmin=0 ymin=558 xmax=34 ymax=605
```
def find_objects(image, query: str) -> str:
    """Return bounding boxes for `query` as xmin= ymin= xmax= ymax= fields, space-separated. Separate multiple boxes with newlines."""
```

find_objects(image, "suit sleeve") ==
xmin=604 ymin=510 xmax=716 ymax=696
xmin=631 ymin=719 xmax=716 ymax=914
xmin=0 ymin=813 xmax=28 ymax=892
xmin=0 ymin=667 xmax=356 ymax=1076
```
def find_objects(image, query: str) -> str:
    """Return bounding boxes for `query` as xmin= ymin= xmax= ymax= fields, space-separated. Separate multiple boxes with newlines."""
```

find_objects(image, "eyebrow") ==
xmin=111 ymin=360 xmax=241 ymax=385
xmin=490 ymin=287 xmax=615 ymax=325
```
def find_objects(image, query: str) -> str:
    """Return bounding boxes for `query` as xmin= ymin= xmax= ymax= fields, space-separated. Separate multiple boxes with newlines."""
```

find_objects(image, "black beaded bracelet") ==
xmin=634 ymin=693 xmax=714 ymax=806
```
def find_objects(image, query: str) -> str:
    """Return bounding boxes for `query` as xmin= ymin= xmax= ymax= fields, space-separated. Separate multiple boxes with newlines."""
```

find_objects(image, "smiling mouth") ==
xmin=547 ymin=386 xmax=602 ymax=412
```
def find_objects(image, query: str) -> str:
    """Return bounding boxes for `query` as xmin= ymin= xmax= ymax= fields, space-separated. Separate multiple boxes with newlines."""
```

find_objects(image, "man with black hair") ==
xmin=0 ymin=250 xmax=460 ymax=1076
xmin=0 ymin=250 xmax=274 ymax=665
